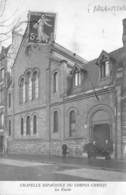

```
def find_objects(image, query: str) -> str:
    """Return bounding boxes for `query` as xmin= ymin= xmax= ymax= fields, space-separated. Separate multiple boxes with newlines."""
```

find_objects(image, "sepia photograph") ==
xmin=0 ymin=0 xmax=126 ymax=194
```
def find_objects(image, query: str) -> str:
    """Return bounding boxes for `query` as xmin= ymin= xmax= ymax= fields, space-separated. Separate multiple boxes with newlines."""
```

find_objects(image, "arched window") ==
xmin=1 ymin=113 xmax=4 ymax=127
xmin=0 ymin=113 xmax=4 ymax=128
xmin=1 ymin=69 xmax=4 ymax=80
xmin=23 ymin=79 xmax=25 ymax=103
xmin=69 ymin=110 xmax=76 ymax=137
xmin=0 ymin=68 xmax=4 ymax=81
xmin=0 ymin=89 xmax=1 ymax=104
xmin=9 ymin=120 xmax=11 ymax=136
xmin=100 ymin=60 xmax=110 ymax=78
xmin=74 ymin=71 xmax=81 ymax=86
xmin=53 ymin=72 xmax=58 ymax=93
xmin=33 ymin=115 xmax=37 ymax=134
xmin=26 ymin=116 xmax=30 ymax=135
xmin=33 ymin=71 xmax=39 ymax=99
xmin=0 ymin=88 xmax=4 ymax=105
xmin=21 ymin=118 xmax=24 ymax=136
xmin=105 ymin=61 xmax=110 ymax=76
xmin=27 ymin=72 xmax=32 ymax=101
xmin=8 ymin=93 xmax=11 ymax=108
xmin=19 ymin=77 xmax=25 ymax=104
xmin=53 ymin=111 xmax=58 ymax=133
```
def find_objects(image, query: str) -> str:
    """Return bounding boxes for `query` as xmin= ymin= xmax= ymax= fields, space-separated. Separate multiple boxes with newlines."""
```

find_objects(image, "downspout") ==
xmin=4 ymin=59 xmax=8 ymax=154
xmin=48 ymin=46 xmax=52 ymax=159
xmin=12 ymin=66 xmax=15 ymax=141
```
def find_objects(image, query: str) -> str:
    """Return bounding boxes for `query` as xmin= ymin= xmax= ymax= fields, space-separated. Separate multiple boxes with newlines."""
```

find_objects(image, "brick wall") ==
xmin=8 ymin=139 xmax=49 ymax=154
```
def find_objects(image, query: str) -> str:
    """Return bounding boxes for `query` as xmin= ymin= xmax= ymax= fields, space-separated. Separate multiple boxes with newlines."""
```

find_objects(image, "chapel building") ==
xmin=3 ymin=12 xmax=126 ymax=159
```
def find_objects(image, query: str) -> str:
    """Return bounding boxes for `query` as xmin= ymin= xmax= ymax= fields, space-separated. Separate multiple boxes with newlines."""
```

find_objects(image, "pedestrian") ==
xmin=103 ymin=139 xmax=112 ymax=160
xmin=62 ymin=143 xmax=68 ymax=158
xmin=92 ymin=140 xmax=97 ymax=158
xmin=84 ymin=140 xmax=96 ymax=159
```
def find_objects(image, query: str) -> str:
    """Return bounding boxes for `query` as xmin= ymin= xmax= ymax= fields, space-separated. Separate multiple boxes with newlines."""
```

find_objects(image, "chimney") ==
xmin=122 ymin=18 xmax=126 ymax=46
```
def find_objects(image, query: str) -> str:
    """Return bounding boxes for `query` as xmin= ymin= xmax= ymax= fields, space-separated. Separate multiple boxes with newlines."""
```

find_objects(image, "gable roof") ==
xmin=52 ymin=42 xmax=87 ymax=65
xmin=96 ymin=50 xmax=109 ymax=65
xmin=71 ymin=63 xmax=87 ymax=74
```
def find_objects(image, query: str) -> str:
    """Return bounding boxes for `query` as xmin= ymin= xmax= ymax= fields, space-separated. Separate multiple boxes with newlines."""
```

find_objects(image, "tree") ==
xmin=0 ymin=0 xmax=25 ymax=45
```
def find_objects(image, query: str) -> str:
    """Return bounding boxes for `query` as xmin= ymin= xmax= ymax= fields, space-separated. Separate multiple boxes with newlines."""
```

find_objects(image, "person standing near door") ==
xmin=103 ymin=139 xmax=113 ymax=160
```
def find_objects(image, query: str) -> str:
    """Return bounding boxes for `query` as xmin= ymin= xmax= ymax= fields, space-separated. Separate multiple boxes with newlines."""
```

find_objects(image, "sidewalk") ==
xmin=3 ymin=153 xmax=126 ymax=172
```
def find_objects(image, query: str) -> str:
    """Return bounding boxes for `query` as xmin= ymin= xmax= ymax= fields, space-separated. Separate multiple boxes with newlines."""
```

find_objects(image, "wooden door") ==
xmin=93 ymin=124 xmax=110 ymax=148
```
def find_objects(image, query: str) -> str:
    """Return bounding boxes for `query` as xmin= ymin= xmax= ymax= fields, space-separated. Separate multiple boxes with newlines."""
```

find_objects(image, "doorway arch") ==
xmin=86 ymin=104 xmax=115 ymax=156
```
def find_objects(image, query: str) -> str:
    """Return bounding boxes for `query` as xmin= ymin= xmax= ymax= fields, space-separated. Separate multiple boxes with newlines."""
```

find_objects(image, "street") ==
xmin=0 ymin=158 xmax=90 ymax=181
xmin=0 ymin=154 xmax=126 ymax=181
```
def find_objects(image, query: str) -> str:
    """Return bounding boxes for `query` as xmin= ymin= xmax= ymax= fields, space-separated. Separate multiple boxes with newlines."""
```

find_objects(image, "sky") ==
xmin=1 ymin=0 xmax=126 ymax=61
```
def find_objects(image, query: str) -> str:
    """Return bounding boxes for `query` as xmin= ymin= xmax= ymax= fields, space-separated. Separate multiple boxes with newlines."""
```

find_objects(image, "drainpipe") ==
xmin=4 ymin=59 xmax=8 ymax=155
xmin=115 ymin=86 xmax=122 ymax=159
xmin=48 ymin=46 xmax=52 ymax=159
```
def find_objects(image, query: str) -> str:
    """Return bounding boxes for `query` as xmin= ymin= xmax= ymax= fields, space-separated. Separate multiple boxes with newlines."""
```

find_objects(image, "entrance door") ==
xmin=93 ymin=123 xmax=110 ymax=148
xmin=0 ymin=136 xmax=3 ymax=152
